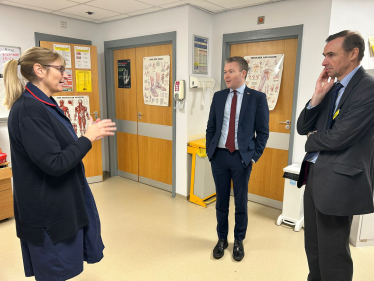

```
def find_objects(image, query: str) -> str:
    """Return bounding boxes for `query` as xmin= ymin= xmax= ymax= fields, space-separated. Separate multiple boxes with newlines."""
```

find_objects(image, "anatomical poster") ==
xmin=143 ymin=55 xmax=170 ymax=106
xmin=62 ymin=69 xmax=73 ymax=92
xmin=55 ymin=95 xmax=90 ymax=138
xmin=118 ymin=59 xmax=131 ymax=88
xmin=244 ymin=54 xmax=284 ymax=111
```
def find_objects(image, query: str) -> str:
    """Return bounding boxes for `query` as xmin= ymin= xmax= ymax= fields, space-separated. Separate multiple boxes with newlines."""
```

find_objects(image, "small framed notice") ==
xmin=193 ymin=35 xmax=208 ymax=74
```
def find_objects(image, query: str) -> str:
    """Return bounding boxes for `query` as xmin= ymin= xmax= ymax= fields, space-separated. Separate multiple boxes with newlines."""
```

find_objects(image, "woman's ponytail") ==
xmin=3 ymin=59 xmax=24 ymax=110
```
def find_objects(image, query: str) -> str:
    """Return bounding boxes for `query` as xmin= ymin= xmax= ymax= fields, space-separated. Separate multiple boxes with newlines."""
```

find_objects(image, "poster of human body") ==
xmin=244 ymin=54 xmax=284 ymax=110
xmin=143 ymin=55 xmax=170 ymax=106
xmin=54 ymin=96 xmax=90 ymax=138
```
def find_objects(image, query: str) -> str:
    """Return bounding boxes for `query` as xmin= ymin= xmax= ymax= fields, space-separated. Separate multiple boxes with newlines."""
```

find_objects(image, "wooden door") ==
xmin=230 ymin=38 xmax=298 ymax=202
xmin=114 ymin=44 xmax=173 ymax=191
xmin=113 ymin=48 xmax=139 ymax=181
xmin=40 ymin=41 xmax=103 ymax=183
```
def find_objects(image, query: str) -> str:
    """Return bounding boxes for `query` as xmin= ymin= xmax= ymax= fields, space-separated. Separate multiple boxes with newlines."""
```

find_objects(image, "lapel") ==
xmin=238 ymin=86 xmax=251 ymax=126
xmin=336 ymin=66 xmax=365 ymax=110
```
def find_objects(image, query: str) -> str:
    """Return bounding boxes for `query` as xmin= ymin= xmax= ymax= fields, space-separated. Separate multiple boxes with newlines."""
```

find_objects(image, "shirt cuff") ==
xmin=306 ymin=101 xmax=316 ymax=110
xmin=251 ymin=159 xmax=256 ymax=164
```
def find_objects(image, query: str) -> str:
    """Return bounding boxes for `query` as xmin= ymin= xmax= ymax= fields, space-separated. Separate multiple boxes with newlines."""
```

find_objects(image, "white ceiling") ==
xmin=0 ymin=0 xmax=284 ymax=24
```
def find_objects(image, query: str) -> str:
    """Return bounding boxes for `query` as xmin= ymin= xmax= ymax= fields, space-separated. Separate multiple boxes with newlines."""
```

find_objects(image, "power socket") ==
xmin=60 ymin=20 xmax=67 ymax=28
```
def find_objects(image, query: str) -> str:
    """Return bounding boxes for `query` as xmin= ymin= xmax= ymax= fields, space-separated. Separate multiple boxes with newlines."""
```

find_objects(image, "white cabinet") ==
xmin=350 ymin=213 xmax=374 ymax=247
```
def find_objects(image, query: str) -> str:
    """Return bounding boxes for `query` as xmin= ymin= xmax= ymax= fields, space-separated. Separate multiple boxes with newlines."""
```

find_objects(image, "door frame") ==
xmin=104 ymin=31 xmax=177 ymax=198
xmin=35 ymin=32 xmax=91 ymax=46
xmin=221 ymin=25 xmax=303 ymax=165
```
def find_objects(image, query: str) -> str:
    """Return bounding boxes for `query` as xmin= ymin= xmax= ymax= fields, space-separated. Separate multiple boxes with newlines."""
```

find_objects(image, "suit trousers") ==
xmin=304 ymin=163 xmax=353 ymax=281
xmin=211 ymin=148 xmax=252 ymax=241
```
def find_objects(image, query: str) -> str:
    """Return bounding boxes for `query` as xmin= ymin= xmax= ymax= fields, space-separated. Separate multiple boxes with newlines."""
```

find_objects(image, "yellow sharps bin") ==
xmin=187 ymin=138 xmax=216 ymax=208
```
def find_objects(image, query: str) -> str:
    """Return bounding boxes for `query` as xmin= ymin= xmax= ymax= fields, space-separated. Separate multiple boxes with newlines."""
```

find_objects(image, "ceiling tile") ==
xmin=3 ymin=0 xmax=78 ymax=10
xmin=139 ymin=0 xmax=179 ymax=6
xmin=59 ymin=4 xmax=120 ymax=19
xmin=206 ymin=0 xmax=269 ymax=9
xmin=101 ymin=13 xmax=130 ymax=22
xmin=68 ymin=0 xmax=93 ymax=3
xmin=52 ymin=11 xmax=96 ymax=22
xmin=127 ymin=7 xmax=162 ymax=16
xmin=1 ymin=1 xmax=53 ymax=12
xmin=159 ymin=0 xmax=221 ymax=10
xmin=87 ymin=0 xmax=153 ymax=14
xmin=190 ymin=1 xmax=225 ymax=12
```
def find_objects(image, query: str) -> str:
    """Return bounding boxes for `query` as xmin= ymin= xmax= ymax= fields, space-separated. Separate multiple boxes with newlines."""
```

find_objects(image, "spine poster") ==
xmin=244 ymin=54 xmax=285 ymax=111
xmin=118 ymin=59 xmax=131 ymax=88
xmin=143 ymin=55 xmax=170 ymax=106
xmin=53 ymin=44 xmax=72 ymax=68
xmin=55 ymin=96 xmax=90 ymax=137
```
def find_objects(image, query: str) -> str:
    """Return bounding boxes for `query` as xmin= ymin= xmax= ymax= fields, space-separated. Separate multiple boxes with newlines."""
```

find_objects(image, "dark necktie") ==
xmin=304 ymin=82 xmax=343 ymax=161
xmin=226 ymin=90 xmax=237 ymax=153
xmin=326 ymin=82 xmax=343 ymax=129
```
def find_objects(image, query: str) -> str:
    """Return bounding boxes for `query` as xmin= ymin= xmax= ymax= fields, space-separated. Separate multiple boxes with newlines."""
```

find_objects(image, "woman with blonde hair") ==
xmin=4 ymin=47 xmax=116 ymax=280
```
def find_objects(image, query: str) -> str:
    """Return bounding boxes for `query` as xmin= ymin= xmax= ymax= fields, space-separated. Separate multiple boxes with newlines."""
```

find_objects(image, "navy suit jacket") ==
xmin=206 ymin=86 xmax=269 ymax=167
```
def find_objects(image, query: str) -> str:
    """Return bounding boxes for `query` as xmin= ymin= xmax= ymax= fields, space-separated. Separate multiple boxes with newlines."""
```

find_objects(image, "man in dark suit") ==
xmin=297 ymin=30 xmax=374 ymax=280
xmin=206 ymin=56 xmax=269 ymax=261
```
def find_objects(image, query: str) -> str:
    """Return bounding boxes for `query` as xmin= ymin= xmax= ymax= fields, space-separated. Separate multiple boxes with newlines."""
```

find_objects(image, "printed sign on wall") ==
xmin=118 ymin=60 xmax=131 ymax=88
xmin=143 ymin=55 xmax=170 ymax=106
xmin=53 ymin=44 xmax=72 ymax=68
xmin=74 ymin=46 xmax=91 ymax=69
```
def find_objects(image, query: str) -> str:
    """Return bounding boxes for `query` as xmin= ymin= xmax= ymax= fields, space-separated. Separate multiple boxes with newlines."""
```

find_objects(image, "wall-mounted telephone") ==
xmin=174 ymin=80 xmax=185 ymax=101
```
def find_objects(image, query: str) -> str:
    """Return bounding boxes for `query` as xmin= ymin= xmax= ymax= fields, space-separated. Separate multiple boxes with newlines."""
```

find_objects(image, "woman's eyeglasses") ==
xmin=42 ymin=64 xmax=66 ymax=75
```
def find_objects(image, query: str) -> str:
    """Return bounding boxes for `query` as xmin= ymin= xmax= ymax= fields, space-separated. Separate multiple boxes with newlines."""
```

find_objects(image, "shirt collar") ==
xmin=24 ymin=82 xmax=56 ymax=107
xmin=339 ymin=65 xmax=361 ymax=89
xmin=230 ymin=83 xmax=246 ymax=94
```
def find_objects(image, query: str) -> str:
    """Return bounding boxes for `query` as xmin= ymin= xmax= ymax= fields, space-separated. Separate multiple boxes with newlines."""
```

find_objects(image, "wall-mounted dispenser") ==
xmin=189 ymin=76 xmax=215 ymax=105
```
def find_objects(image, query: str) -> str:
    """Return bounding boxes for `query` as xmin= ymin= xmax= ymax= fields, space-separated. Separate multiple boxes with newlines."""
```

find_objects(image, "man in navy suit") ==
xmin=206 ymin=56 xmax=269 ymax=261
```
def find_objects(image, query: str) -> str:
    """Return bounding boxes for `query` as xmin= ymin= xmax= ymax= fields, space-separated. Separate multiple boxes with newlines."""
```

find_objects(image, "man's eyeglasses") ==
xmin=42 ymin=64 xmax=66 ymax=75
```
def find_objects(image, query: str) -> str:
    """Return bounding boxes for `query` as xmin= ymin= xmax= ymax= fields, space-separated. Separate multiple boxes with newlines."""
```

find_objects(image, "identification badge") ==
xmin=333 ymin=109 xmax=340 ymax=120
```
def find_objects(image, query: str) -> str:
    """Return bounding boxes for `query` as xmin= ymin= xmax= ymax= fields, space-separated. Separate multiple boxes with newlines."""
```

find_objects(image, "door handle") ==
xmin=90 ymin=111 xmax=98 ymax=119
xmin=278 ymin=120 xmax=290 ymax=124
xmin=138 ymin=112 xmax=143 ymax=120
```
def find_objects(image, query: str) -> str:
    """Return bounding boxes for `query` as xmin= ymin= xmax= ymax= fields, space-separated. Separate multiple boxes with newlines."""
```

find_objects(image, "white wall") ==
xmin=0 ymin=4 xmax=101 ymax=167
xmin=211 ymin=0 xmax=332 ymax=165
xmin=98 ymin=6 xmax=190 ymax=195
xmin=187 ymin=7 xmax=213 ymax=141
xmin=329 ymin=0 xmax=374 ymax=70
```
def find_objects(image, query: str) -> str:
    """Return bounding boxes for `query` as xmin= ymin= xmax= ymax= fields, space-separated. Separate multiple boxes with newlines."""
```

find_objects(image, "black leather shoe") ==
xmin=213 ymin=239 xmax=228 ymax=259
xmin=233 ymin=240 xmax=244 ymax=261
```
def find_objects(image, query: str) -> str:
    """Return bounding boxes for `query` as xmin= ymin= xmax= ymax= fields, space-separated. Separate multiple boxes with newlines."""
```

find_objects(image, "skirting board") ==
xmin=231 ymin=189 xmax=283 ymax=209
xmin=86 ymin=176 xmax=103 ymax=184
xmin=118 ymin=170 xmax=138 ymax=182
xmin=139 ymin=177 xmax=172 ymax=193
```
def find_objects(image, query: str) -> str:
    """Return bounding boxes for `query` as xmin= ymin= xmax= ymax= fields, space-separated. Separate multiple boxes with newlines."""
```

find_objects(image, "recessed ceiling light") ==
xmin=86 ymin=11 xmax=94 ymax=15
